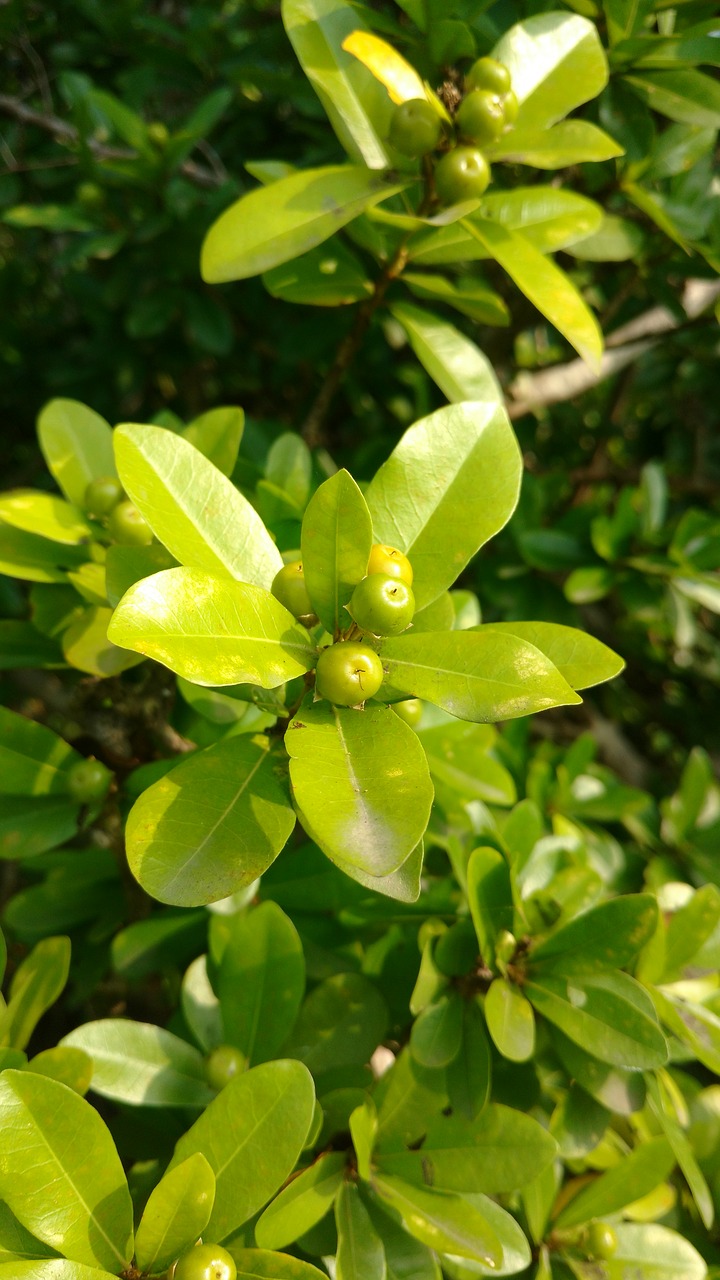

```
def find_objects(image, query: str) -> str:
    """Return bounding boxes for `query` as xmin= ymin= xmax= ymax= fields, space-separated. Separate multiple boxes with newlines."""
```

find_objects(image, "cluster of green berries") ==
xmin=388 ymin=56 xmax=518 ymax=205
xmin=272 ymin=543 xmax=417 ymax=708
xmin=83 ymin=475 xmax=152 ymax=547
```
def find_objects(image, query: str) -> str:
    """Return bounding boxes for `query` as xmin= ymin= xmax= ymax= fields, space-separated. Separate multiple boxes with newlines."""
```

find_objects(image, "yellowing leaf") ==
xmin=342 ymin=31 xmax=426 ymax=104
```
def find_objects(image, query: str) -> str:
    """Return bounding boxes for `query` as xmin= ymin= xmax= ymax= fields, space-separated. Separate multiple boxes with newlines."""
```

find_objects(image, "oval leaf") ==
xmin=61 ymin=1019 xmax=214 ymax=1107
xmin=391 ymin=302 xmax=502 ymax=404
xmin=485 ymin=979 xmax=536 ymax=1063
xmin=372 ymin=1175 xmax=502 ymax=1268
xmin=301 ymin=470 xmax=373 ymax=635
xmin=37 ymin=399 xmax=116 ymax=508
xmin=135 ymin=1153 xmax=215 ymax=1274
xmin=492 ymin=13 xmax=609 ymax=130
xmin=255 ymin=1152 xmax=346 ymax=1249
xmin=0 ymin=492 xmax=91 ymax=546
xmin=481 ymin=621 xmax=624 ymax=690
xmin=218 ymin=901 xmax=305 ymax=1064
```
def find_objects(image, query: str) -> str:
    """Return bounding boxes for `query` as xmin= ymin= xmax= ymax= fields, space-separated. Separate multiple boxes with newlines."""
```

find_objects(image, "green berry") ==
xmin=107 ymin=500 xmax=153 ymax=546
xmin=367 ymin=543 xmax=413 ymax=586
xmin=393 ymin=698 xmax=423 ymax=728
xmin=502 ymin=89 xmax=519 ymax=125
xmin=456 ymin=90 xmax=506 ymax=145
xmin=84 ymin=476 xmax=123 ymax=517
xmin=147 ymin=121 xmax=170 ymax=147
xmin=271 ymin=561 xmax=314 ymax=620
xmin=466 ymin=56 xmax=511 ymax=96
xmin=350 ymin=573 xmax=415 ymax=637
xmin=315 ymin=642 xmax=384 ymax=706
xmin=206 ymin=1045 xmax=247 ymax=1091
xmin=587 ymin=1222 xmax=618 ymax=1260
xmin=75 ymin=181 xmax=105 ymax=209
xmin=389 ymin=98 xmax=442 ymax=158
xmin=434 ymin=147 xmax=491 ymax=205
xmin=173 ymin=1243 xmax=237 ymax=1280
xmin=67 ymin=758 xmax=112 ymax=805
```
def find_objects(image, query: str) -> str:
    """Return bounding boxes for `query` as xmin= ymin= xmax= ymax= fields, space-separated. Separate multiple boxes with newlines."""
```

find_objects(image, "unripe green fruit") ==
xmin=466 ymin=56 xmax=511 ymax=96
xmin=107 ymin=500 xmax=153 ymax=546
xmin=271 ymin=561 xmax=313 ymax=620
xmin=367 ymin=543 xmax=413 ymax=586
xmin=502 ymin=89 xmax=519 ymax=124
xmin=456 ymin=90 xmax=505 ymax=145
xmin=76 ymin=181 xmax=105 ymax=209
xmin=315 ymin=642 xmax=384 ymax=706
xmin=206 ymin=1044 xmax=247 ymax=1091
xmin=587 ymin=1222 xmax=618 ymax=1260
xmin=435 ymin=147 xmax=491 ymax=205
xmin=173 ymin=1242 xmax=237 ymax=1280
xmin=350 ymin=574 xmax=415 ymax=637
xmin=147 ymin=121 xmax=170 ymax=147
xmin=84 ymin=476 xmax=123 ymax=517
xmin=393 ymin=698 xmax=423 ymax=728
xmin=67 ymin=758 xmax=112 ymax=805
xmin=389 ymin=98 xmax=442 ymax=158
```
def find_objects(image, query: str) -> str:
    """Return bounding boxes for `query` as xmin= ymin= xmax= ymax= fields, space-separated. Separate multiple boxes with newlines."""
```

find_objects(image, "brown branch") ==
xmin=0 ymin=94 xmax=223 ymax=188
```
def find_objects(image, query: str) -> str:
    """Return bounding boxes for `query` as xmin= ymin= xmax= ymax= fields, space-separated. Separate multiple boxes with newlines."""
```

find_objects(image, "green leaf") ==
xmin=169 ymin=1059 xmax=316 ymax=1240
xmin=568 ymin=1223 xmax=706 ymax=1280
xmin=332 ymin=839 xmax=426 ymax=903
xmin=0 ymin=1200 xmax=57 ymax=1262
xmin=446 ymin=1001 xmax=492 ymax=1120
xmin=104 ymin=543 xmax=177 ymax=608
xmin=467 ymin=847 xmax=514 ymax=964
xmin=380 ymin=630 xmax=581 ymax=722
xmin=134 ymin=1154 xmax=215 ymax=1274
xmin=492 ymin=13 xmax=609 ymax=130
xmin=484 ymin=979 xmax=536 ymax=1062
xmin=460 ymin=218 xmax=603 ymax=371
xmin=652 ymin=988 xmax=720 ymax=1074
xmin=114 ymin=424 xmax=281 ymax=588
xmin=551 ymin=1029 xmax=646 ymax=1114
xmin=182 ymin=406 xmax=245 ymax=477
xmin=487 ymin=120 xmax=624 ymax=168
xmin=61 ymin=1018 xmax=214 ymax=1107
xmin=218 ymin=902 xmax=305 ymax=1064
xmin=530 ymin=894 xmax=658 ymax=970
xmin=410 ymin=993 xmax=464 ymax=1069
xmin=0 ymin=492 xmax=91 ymax=546
xmin=0 ymin=1266 xmax=119 ymax=1279
xmin=420 ymin=722 xmax=517 ymax=806
xmin=526 ymin=970 xmax=668 ymax=1069
xmin=372 ymin=1175 xmax=502 ymax=1268
xmin=202 ymin=166 xmax=405 ymax=283
xmin=125 ymin=735 xmax=296 ymax=907
xmin=479 ymin=188 xmax=604 ymax=253
xmin=625 ymin=69 xmax=720 ymax=127
xmin=108 ymin=567 xmax=315 ymax=686
xmin=0 ymin=621 xmax=62 ymax=670
xmin=0 ymin=522 xmax=86 ymax=584
xmin=0 ymin=708 xmax=80 ymax=797
xmin=350 ymin=1098 xmax=377 ymax=1181
xmin=335 ymin=1182 xmax=386 ymax=1280
xmin=25 ymin=1046 xmax=93 ymax=1095
xmin=556 ymin=1136 xmax=676 ymax=1228
xmin=37 ymin=399 xmax=116 ymax=508
xmin=377 ymin=1102 xmax=557 ymax=1194
xmin=301 ymin=470 xmax=373 ymax=635
xmin=569 ymin=214 xmax=645 ymax=261
xmin=366 ymin=402 xmax=522 ymax=612
xmin=229 ymin=1251 xmax=327 ymax=1280
xmin=182 ymin=956 xmax=222 ymax=1053
xmin=286 ymin=701 xmax=433 ymax=876
xmin=263 ymin=240 xmax=372 ymax=306
xmin=402 ymin=272 xmax=509 ymax=326
xmin=481 ymin=622 xmax=624 ymax=691
xmin=283 ymin=972 xmax=388 ymax=1075
xmin=646 ymin=1075 xmax=713 ymax=1229
xmin=62 ymin=605 xmax=144 ymax=677
xmin=255 ymin=1152 xmax=345 ymax=1249
xmin=604 ymin=0 xmax=654 ymax=44
xmin=391 ymin=303 xmax=502 ymax=404
xmin=281 ymin=0 xmax=393 ymax=169
xmin=366 ymin=1197 xmax=441 ymax=1280
xmin=0 ymin=937 xmax=70 ymax=1051
xmin=0 ymin=1070 xmax=133 ymax=1271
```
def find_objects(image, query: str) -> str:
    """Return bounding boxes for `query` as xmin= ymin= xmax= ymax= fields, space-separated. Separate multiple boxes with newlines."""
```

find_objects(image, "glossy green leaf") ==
xmin=62 ymin=606 xmax=143 ymax=677
xmin=104 ymin=543 xmax=178 ymax=608
xmin=37 ymin=399 xmax=116 ymax=508
xmin=0 ymin=523 xmax=86 ymax=584
xmin=181 ymin=956 xmax=222 ymax=1053
xmin=420 ymin=722 xmax=517 ymax=807
xmin=0 ymin=1071 xmax=133 ymax=1271
xmin=0 ymin=1200 xmax=57 ymax=1262
xmin=263 ymin=240 xmax=371 ymax=306
xmin=332 ymin=838 xmax=426 ymax=903
xmin=526 ymin=970 xmax=668 ymax=1069
xmin=125 ymin=734 xmax=295 ymax=907
xmin=460 ymin=218 xmax=603 ymax=371
xmin=286 ymin=701 xmax=433 ymax=876
xmin=380 ymin=630 xmax=581 ymax=722
xmin=283 ymin=972 xmax=388 ymax=1074
xmin=402 ymin=272 xmax=509 ymax=326
xmin=366 ymin=1197 xmax=441 ymax=1280
xmin=0 ymin=708 xmax=80 ymax=797
xmin=218 ymin=902 xmax=305 ymax=1064
xmin=530 ymin=894 xmax=658 ymax=970
xmin=0 ymin=1265 xmax=118 ymax=1279
xmin=114 ymin=424 xmax=281 ymax=587
xmin=229 ymin=1251 xmax=327 ymax=1280
xmin=551 ymin=1029 xmax=646 ymax=1114
xmin=492 ymin=13 xmax=609 ymax=130
xmin=485 ymin=979 xmax=536 ymax=1062
xmin=0 ymin=621 xmax=63 ymax=670
xmin=0 ymin=937 xmax=70 ymax=1051
xmin=169 ymin=1059 xmax=316 ymax=1239
xmin=61 ymin=1018 xmax=214 ymax=1107
xmin=391 ymin=303 xmax=501 ymax=405
xmin=108 ymin=567 xmax=315 ymax=687
xmin=446 ymin=1001 xmax=492 ymax=1120
xmin=281 ymin=0 xmax=392 ymax=168
xmin=647 ymin=1075 xmax=713 ymax=1229
xmin=481 ymin=622 xmax=624 ymax=691
xmin=182 ymin=405 xmax=244 ymax=477
xmin=410 ymin=992 xmax=464 ymax=1069
xmin=625 ymin=70 xmax=720 ymax=128
xmin=366 ymin=402 xmax=522 ymax=612
xmin=335 ymin=1182 xmax=386 ymax=1280
xmin=301 ymin=470 xmax=372 ymax=635
xmin=135 ymin=1153 xmax=215 ymax=1274
xmin=569 ymin=214 xmax=645 ymax=261
xmin=652 ymin=989 xmax=720 ymax=1074
xmin=408 ymin=190 xmax=604 ymax=262
xmin=466 ymin=847 xmax=513 ymax=963
xmin=255 ymin=1152 xmax=345 ymax=1249
xmin=568 ymin=1223 xmax=706 ymax=1280
xmin=378 ymin=1102 xmax=557 ymax=1194
xmin=372 ymin=1175 xmax=502 ymax=1267
xmin=25 ymin=1047 xmax=93 ymax=1095
xmin=0 ymin=492 xmax=91 ymax=546
xmin=202 ymin=166 xmax=404 ymax=282
xmin=487 ymin=120 xmax=624 ymax=168
xmin=556 ymin=1136 xmax=675 ymax=1228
